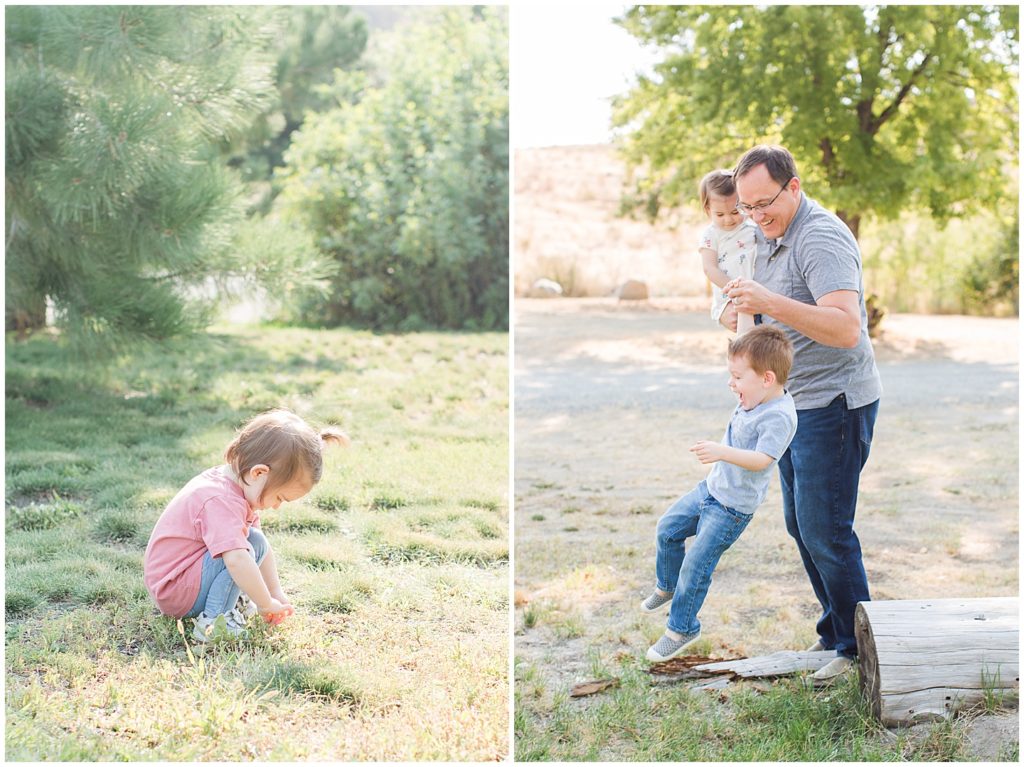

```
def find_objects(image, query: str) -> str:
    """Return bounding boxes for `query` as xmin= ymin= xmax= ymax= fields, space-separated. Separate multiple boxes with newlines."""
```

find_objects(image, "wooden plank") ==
xmin=694 ymin=650 xmax=834 ymax=678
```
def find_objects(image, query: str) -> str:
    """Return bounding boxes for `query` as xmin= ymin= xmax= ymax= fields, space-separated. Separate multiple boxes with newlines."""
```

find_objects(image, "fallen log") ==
xmin=855 ymin=597 xmax=1019 ymax=726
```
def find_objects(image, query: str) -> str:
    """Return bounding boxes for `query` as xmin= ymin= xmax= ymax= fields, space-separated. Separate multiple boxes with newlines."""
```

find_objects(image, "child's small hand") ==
xmin=690 ymin=440 xmax=725 ymax=464
xmin=260 ymin=598 xmax=295 ymax=626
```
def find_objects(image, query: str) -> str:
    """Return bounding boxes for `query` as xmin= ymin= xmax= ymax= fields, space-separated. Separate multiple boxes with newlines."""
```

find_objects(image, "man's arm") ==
xmin=690 ymin=440 xmax=774 ymax=471
xmin=723 ymin=279 xmax=862 ymax=348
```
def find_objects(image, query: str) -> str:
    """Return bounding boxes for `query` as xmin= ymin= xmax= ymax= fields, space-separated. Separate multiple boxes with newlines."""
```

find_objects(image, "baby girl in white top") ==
xmin=698 ymin=169 xmax=758 ymax=334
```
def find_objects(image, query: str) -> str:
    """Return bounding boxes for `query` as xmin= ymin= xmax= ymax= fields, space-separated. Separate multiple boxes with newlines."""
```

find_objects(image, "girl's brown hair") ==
xmin=225 ymin=409 xmax=349 ymax=496
xmin=698 ymin=169 xmax=737 ymax=213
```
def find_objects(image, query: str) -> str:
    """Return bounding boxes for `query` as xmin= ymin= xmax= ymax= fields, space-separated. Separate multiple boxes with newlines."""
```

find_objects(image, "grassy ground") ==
xmin=5 ymin=324 xmax=508 ymax=760
xmin=515 ymin=654 xmax=1018 ymax=762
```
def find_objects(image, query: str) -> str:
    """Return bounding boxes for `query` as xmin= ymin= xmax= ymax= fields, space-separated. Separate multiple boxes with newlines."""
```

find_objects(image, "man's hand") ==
xmin=690 ymin=440 xmax=727 ymax=464
xmin=723 ymin=278 xmax=775 ymax=316
xmin=726 ymin=278 xmax=862 ymax=348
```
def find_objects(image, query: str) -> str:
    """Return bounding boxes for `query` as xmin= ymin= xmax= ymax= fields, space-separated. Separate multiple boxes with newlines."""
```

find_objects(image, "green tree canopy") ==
xmin=5 ymin=6 xmax=333 ymax=349
xmin=226 ymin=6 xmax=368 ymax=187
xmin=613 ymin=5 xmax=1019 ymax=238
xmin=276 ymin=7 xmax=509 ymax=331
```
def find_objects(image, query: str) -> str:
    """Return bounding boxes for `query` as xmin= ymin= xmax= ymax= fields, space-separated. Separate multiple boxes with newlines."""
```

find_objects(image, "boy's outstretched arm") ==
xmin=690 ymin=440 xmax=774 ymax=472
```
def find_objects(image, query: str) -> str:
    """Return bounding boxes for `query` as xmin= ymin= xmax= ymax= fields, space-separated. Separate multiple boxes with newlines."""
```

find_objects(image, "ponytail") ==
xmin=320 ymin=427 xmax=350 ymax=449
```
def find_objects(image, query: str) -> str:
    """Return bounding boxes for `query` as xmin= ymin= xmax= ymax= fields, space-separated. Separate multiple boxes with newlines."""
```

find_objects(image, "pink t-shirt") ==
xmin=143 ymin=465 xmax=261 ymax=617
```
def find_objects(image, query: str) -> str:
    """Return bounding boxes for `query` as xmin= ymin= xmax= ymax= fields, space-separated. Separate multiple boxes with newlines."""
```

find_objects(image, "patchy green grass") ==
xmin=5 ymin=324 xmax=508 ymax=761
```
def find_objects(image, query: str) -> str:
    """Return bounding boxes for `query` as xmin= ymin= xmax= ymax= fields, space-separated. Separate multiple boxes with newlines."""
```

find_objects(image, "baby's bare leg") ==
xmin=736 ymin=311 xmax=755 ymax=334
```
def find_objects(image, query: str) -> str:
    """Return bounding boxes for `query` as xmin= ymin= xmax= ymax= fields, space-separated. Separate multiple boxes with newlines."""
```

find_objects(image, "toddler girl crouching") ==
xmin=144 ymin=409 xmax=347 ymax=642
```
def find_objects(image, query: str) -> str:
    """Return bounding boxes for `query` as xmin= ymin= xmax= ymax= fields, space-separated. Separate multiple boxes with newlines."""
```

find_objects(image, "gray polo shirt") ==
xmin=753 ymin=194 xmax=882 ymax=410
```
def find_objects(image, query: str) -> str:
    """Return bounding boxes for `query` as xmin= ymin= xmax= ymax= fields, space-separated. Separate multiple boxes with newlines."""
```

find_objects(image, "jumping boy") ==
xmin=641 ymin=325 xmax=798 ymax=661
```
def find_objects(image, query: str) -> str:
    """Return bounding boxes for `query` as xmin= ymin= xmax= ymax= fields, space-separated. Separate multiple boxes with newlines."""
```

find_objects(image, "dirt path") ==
xmin=514 ymin=298 xmax=1018 ymax=704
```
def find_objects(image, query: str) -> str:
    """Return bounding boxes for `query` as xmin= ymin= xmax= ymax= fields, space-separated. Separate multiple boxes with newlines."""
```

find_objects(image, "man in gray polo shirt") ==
xmin=722 ymin=145 xmax=882 ymax=685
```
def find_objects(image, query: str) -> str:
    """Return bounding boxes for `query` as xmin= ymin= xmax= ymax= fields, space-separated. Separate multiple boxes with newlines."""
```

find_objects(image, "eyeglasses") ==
xmin=737 ymin=178 xmax=792 ymax=216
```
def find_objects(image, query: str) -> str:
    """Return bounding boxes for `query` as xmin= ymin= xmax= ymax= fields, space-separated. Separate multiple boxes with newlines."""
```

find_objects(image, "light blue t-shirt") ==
xmin=706 ymin=391 xmax=798 ymax=515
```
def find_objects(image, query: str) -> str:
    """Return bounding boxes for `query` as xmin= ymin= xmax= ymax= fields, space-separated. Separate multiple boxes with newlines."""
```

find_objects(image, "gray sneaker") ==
xmin=640 ymin=590 xmax=673 ymax=613
xmin=646 ymin=630 xmax=701 ymax=662
xmin=812 ymin=655 xmax=855 ymax=686
xmin=806 ymin=639 xmax=825 ymax=652
xmin=193 ymin=611 xmax=248 ymax=643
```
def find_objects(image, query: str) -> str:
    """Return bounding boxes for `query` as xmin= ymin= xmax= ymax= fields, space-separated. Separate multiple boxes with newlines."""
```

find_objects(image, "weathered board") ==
xmin=855 ymin=597 xmax=1019 ymax=726
xmin=693 ymin=650 xmax=836 ymax=678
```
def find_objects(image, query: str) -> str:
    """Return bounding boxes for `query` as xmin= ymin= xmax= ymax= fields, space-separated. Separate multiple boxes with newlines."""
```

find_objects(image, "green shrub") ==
xmin=276 ymin=7 xmax=508 ymax=331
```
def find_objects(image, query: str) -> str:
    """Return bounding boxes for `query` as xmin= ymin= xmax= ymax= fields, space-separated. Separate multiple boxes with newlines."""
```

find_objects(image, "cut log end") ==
xmin=855 ymin=597 xmax=1019 ymax=727
xmin=854 ymin=603 xmax=882 ymax=722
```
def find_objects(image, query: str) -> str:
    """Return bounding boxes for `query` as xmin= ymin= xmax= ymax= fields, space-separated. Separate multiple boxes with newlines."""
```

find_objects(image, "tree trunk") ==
xmin=836 ymin=210 xmax=861 ymax=241
xmin=5 ymin=298 xmax=47 ymax=337
xmin=855 ymin=597 xmax=1019 ymax=727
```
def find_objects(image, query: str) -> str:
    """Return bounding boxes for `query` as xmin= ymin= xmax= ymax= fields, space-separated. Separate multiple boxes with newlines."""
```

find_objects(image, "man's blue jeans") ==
xmin=185 ymin=528 xmax=269 ymax=619
xmin=655 ymin=481 xmax=754 ymax=636
xmin=780 ymin=394 xmax=879 ymax=659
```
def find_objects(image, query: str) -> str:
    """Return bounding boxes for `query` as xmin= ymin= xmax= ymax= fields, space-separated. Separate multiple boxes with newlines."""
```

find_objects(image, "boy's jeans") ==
xmin=779 ymin=394 xmax=879 ymax=659
xmin=185 ymin=528 xmax=269 ymax=619
xmin=655 ymin=480 xmax=753 ymax=636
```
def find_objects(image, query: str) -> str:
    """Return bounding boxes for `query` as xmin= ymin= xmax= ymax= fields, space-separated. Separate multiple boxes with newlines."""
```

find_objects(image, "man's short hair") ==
xmin=728 ymin=325 xmax=794 ymax=385
xmin=733 ymin=145 xmax=799 ymax=187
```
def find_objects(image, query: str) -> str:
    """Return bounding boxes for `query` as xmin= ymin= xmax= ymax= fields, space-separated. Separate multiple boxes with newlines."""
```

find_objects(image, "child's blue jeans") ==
xmin=185 ymin=528 xmax=269 ymax=619
xmin=655 ymin=480 xmax=753 ymax=636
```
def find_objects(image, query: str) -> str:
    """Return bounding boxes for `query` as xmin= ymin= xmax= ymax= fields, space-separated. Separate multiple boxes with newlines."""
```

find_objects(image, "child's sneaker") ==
xmin=646 ymin=630 xmax=701 ymax=662
xmin=640 ymin=590 xmax=673 ymax=613
xmin=193 ymin=611 xmax=248 ymax=643
xmin=235 ymin=594 xmax=259 ymax=621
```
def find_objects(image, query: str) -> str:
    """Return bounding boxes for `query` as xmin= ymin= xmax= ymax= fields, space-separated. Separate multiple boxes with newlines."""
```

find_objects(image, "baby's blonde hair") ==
xmin=699 ymin=169 xmax=737 ymax=214
xmin=225 ymin=409 xmax=348 ymax=496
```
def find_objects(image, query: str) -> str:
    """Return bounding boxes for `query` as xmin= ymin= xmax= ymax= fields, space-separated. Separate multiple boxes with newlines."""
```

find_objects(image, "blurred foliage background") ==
xmin=5 ymin=5 xmax=509 ymax=350
xmin=611 ymin=4 xmax=1018 ymax=317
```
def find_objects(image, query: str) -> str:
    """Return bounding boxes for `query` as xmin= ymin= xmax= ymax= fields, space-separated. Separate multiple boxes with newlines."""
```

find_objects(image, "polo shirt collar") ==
xmin=777 ymin=192 xmax=810 ymax=248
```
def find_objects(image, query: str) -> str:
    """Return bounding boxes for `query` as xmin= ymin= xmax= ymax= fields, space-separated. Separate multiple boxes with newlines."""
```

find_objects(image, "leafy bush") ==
xmin=962 ymin=209 xmax=1019 ymax=316
xmin=277 ymin=7 xmax=508 ymax=331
